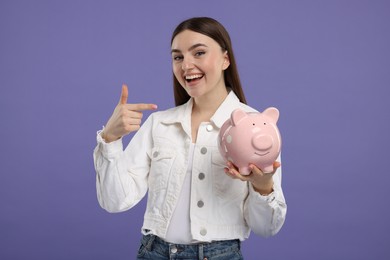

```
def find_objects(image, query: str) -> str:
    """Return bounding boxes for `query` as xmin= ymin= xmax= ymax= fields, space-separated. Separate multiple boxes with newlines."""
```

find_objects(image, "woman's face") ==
xmin=171 ymin=30 xmax=230 ymax=99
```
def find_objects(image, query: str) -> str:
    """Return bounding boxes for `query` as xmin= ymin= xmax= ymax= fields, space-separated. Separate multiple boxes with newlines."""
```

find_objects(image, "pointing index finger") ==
xmin=127 ymin=103 xmax=158 ymax=111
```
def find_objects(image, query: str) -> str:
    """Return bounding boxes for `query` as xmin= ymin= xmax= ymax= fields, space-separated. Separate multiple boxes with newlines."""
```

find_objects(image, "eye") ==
xmin=195 ymin=51 xmax=206 ymax=57
xmin=252 ymin=123 xmax=255 ymax=126
xmin=264 ymin=123 xmax=267 ymax=125
xmin=173 ymin=55 xmax=183 ymax=61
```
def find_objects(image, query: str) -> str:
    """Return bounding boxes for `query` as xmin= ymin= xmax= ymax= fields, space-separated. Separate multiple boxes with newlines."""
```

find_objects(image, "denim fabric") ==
xmin=136 ymin=234 xmax=244 ymax=260
xmin=95 ymin=90 xmax=286 ymax=240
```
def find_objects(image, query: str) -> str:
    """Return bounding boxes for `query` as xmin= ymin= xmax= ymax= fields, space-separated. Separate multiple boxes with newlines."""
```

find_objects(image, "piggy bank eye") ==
xmin=264 ymin=123 xmax=267 ymax=125
xmin=252 ymin=123 xmax=255 ymax=126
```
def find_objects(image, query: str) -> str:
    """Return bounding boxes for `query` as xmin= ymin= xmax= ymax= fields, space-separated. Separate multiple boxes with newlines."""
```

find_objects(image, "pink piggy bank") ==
xmin=218 ymin=107 xmax=282 ymax=175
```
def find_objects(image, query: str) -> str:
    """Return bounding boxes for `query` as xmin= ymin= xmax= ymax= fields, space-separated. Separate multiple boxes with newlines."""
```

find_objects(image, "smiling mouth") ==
xmin=255 ymin=151 xmax=270 ymax=156
xmin=185 ymin=74 xmax=204 ymax=83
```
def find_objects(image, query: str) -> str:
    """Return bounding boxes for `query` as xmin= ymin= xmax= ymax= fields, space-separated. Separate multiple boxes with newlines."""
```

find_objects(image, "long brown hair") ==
xmin=171 ymin=17 xmax=247 ymax=106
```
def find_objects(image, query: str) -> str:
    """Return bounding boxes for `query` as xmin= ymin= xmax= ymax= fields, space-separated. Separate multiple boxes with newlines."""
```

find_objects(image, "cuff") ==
xmin=96 ymin=128 xmax=123 ymax=158
xmin=248 ymin=182 xmax=276 ymax=203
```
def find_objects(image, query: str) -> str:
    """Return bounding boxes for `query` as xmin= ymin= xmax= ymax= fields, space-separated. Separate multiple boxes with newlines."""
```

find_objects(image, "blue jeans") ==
xmin=136 ymin=234 xmax=244 ymax=260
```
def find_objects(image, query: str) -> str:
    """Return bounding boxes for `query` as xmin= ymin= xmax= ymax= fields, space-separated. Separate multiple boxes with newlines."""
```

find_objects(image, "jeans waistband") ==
xmin=138 ymin=234 xmax=242 ymax=260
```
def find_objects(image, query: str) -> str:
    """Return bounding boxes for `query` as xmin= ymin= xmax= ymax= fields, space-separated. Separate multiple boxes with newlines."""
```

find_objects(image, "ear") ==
xmin=231 ymin=109 xmax=248 ymax=126
xmin=222 ymin=51 xmax=230 ymax=70
xmin=263 ymin=107 xmax=279 ymax=123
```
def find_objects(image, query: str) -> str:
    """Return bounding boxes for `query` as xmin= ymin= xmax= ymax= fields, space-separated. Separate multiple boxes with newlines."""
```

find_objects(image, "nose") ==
xmin=252 ymin=135 xmax=273 ymax=151
xmin=181 ymin=57 xmax=194 ymax=71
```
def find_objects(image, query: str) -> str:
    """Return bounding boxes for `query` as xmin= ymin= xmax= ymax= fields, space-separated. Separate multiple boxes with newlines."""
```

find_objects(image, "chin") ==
xmin=185 ymin=89 xmax=206 ymax=99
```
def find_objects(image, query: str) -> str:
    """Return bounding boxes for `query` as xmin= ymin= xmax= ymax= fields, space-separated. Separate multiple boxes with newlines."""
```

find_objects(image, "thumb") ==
xmin=273 ymin=161 xmax=281 ymax=169
xmin=119 ymin=84 xmax=128 ymax=104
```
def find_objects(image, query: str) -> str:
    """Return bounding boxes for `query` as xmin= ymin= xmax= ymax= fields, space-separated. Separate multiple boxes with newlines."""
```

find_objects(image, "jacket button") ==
xmin=200 ymin=147 xmax=207 ymax=154
xmin=198 ymin=172 xmax=205 ymax=180
xmin=153 ymin=151 xmax=159 ymax=158
xmin=200 ymin=228 xmax=207 ymax=236
xmin=197 ymin=200 xmax=204 ymax=208
xmin=206 ymin=125 xmax=213 ymax=132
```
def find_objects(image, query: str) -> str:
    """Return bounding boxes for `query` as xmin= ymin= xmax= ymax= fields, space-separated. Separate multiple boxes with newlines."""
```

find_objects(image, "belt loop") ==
xmin=198 ymin=243 xmax=204 ymax=260
xmin=145 ymin=234 xmax=156 ymax=251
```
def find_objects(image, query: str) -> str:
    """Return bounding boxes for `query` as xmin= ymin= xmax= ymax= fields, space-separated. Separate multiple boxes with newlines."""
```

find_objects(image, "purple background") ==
xmin=1 ymin=0 xmax=389 ymax=259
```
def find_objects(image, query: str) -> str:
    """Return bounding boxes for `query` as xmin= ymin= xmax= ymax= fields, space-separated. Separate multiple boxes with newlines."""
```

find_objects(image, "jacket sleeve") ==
xmin=243 ymin=154 xmax=287 ymax=237
xmin=93 ymin=115 xmax=154 ymax=213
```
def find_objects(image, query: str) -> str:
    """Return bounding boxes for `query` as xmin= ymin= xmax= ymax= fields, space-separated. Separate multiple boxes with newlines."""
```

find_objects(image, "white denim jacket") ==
xmin=93 ymin=91 xmax=287 ymax=242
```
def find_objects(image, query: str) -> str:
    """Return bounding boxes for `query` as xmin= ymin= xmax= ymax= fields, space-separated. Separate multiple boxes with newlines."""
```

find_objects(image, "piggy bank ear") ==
xmin=231 ymin=109 xmax=248 ymax=126
xmin=263 ymin=107 xmax=279 ymax=123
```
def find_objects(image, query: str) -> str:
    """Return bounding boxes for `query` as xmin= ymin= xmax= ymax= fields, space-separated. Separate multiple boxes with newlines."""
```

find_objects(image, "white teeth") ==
xmin=185 ymin=74 xmax=203 ymax=80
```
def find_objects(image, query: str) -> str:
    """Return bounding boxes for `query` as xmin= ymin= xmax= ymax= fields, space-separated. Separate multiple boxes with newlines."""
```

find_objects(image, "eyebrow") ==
xmin=171 ymin=43 xmax=208 ymax=53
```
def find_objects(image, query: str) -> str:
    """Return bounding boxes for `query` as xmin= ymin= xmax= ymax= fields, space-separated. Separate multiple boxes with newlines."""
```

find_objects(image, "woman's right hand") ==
xmin=102 ymin=84 xmax=158 ymax=143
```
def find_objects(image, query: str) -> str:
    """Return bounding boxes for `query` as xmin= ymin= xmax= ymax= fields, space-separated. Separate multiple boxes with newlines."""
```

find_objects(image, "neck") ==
xmin=192 ymin=87 xmax=228 ymax=117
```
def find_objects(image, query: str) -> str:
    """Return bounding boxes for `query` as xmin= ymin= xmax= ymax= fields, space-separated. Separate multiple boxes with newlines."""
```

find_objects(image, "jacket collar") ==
xmin=210 ymin=90 xmax=240 ymax=128
xmin=160 ymin=98 xmax=192 ymax=137
xmin=160 ymin=90 xmax=241 ymax=130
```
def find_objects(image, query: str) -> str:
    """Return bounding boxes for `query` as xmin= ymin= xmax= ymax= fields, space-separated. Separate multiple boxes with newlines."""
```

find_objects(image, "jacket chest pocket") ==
xmin=148 ymin=146 xmax=176 ymax=193
xmin=211 ymin=150 xmax=247 ymax=200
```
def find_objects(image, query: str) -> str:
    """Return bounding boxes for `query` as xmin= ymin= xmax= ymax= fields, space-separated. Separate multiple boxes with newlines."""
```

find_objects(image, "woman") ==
xmin=93 ymin=17 xmax=287 ymax=260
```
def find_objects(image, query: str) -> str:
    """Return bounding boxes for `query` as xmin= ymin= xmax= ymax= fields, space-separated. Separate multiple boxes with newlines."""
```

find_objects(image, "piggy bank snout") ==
xmin=252 ymin=134 xmax=273 ymax=151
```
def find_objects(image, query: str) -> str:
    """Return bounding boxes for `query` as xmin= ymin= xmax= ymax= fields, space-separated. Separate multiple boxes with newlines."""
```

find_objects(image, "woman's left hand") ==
xmin=224 ymin=161 xmax=281 ymax=195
